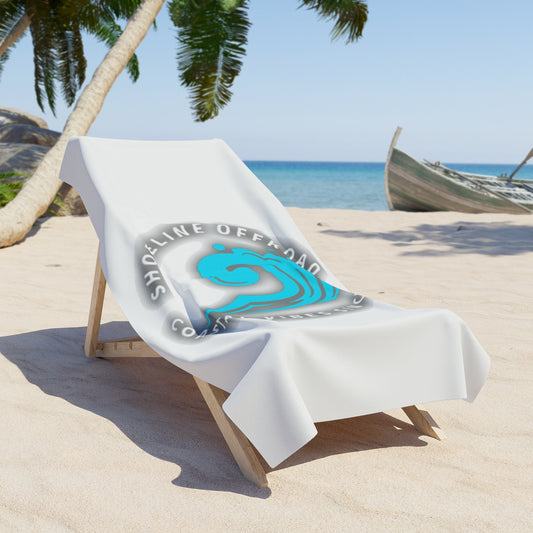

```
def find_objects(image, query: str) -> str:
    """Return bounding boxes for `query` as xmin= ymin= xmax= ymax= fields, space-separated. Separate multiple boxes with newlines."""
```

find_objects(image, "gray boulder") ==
xmin=0 ymin=142 xmax=87 ymax=215
xmin=0 ymin=107 xmax=87 ymax=216
xmin=0 ymin=123 xmax=60 ymax=146
xmin=0 ymin=106 xmax=48 ymax=129
xmin=0 ymin=142 xmax=50 ymax=176
xmin=47 ymin=182 xmax=88 ymax=216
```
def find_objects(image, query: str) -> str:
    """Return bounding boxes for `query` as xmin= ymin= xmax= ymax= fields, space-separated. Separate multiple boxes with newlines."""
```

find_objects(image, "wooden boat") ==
xmin=385 ymin=127 xmax=533 ymax=214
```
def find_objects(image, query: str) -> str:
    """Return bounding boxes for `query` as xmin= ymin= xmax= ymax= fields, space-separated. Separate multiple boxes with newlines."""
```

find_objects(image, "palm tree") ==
xmin=169 ymin=0 xmax=368 ymax=121
xmin=0 ymin=0 xmax=368 ymax=247
xmin=0 ymin=0 xmax=142 ymax=114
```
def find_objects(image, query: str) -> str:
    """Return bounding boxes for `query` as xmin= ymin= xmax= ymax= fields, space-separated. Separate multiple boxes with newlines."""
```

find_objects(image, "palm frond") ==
xmin=0 ymin=51 xmax=10 ymax=80
xmin=56 ymin=26 xmax=87 ymax=106
xmin=107 ymin=0 xmax=142 ymax=19
xmin=29 ymin=6 xmax=58 ymax=114
xmin=73 ymin=1 xmax=141 ymax=82
xmin=0 ymin=1 xmax=24 ymax=79
xmin=169 ymin=0 xmax=250 ymax=122
xmin=71 ymin=0 xmax=140 ymax=28
xmin=299 ymin=0 xmax=368 ymax=43
xmin=88 ymin=17 xmax=140 ymax=82
xmin=66 ymin=2 xmax=115 ymax=29
xmin=0 ymin=1 xmax=27 ymax=69
xmin=7 ymin=0 xmax=144 ymax=112
xmin=0 ymin=1 xmax=26 ymax=40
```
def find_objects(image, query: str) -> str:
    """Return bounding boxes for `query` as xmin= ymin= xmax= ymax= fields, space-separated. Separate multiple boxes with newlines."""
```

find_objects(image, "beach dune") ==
xmin=1 ymin=209 xmax=532 ymax=531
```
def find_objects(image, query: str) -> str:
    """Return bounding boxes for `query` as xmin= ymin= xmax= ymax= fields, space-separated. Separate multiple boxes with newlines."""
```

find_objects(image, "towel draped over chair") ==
xmin=59 ymin=137 xmax=489 ymax=468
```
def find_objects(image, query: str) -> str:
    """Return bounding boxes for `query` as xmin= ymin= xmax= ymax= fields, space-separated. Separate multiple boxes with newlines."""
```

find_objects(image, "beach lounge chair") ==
xmin=59 ymin=137 xmax=490 ymax=487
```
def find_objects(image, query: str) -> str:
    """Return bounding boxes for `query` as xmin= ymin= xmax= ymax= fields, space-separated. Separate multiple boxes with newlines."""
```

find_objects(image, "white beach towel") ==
xmin=59 ymin=137 xmax=490 ymax=467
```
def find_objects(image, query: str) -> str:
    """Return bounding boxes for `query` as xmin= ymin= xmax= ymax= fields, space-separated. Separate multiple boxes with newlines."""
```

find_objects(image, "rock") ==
xmin=0 ymin=123 xmax=60 ymax=146
xmin=0 ymin=143 xmax=50 ymax=176
xmin=47 ymin=183 xmax=87 ymax=216
xmin=0 ymin=106 xmax=48 ymax=129
xmin=0 ymin=142 xmax=50 ymax=176
xmin=0 ymin=107 xmax=87 ymax=216
xmin=0 ymin=152 xmax=87 ymax=216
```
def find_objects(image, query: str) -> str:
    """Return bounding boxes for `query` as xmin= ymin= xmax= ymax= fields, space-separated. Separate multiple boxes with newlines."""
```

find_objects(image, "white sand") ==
xmin=1 ymin=210 xmax=532 ymax=532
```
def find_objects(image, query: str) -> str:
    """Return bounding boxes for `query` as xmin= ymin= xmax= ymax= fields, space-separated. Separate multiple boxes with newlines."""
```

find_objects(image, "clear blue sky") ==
xmin=1 ymin=0 xmax=533 ymax=163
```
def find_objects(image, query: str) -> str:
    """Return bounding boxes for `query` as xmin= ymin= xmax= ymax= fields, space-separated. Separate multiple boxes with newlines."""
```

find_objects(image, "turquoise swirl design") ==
xmin=197 ymin=244 xmax=339 ymax=329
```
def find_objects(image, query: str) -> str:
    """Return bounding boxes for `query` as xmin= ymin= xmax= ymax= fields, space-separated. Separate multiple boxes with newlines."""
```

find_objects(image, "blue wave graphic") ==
xmin=197 ymin=244 xmax=339 ymax=329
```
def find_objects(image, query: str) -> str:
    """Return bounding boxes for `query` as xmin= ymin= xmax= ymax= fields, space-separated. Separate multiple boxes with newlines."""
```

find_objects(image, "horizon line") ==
xmin=243 ymin=159 xmax=532 ymax=167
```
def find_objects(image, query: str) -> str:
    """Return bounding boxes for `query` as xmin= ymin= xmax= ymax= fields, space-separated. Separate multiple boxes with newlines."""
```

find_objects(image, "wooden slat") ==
xmin=402 ymin=405 xmax=446 ymax=440
xmin=193 ymin=376 xmax=269 ymax=488
xmin=85 ymin=245 xmax=107 ymax=357
xmin=95 ymin=338 xmax=160 ymax=358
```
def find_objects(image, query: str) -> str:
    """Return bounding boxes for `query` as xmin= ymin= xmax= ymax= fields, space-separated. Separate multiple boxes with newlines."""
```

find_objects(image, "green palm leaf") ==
xmin=0 ymin=0 xmax=143 ymax=113
xmin=56 ymin=25 xmax=87 ymax=107
xmin=87 ymin=17 xmax=140 ymax=82
xmin=169 ymin=0 xmax=251 ymax=122
xmin=0 ymin=52 xmax=9 ymax=80
xmin=0 ymin=1 xmax=26 ymax=79
xmin=28 ymin=4 xmax=58 ymax=114
xmin=299 ymin=0 xmax=368 ymax=43
xmin=75 ymin=2 xmax=140 ymax=82
xmin=0 ymin=1 xmax=25 ymax=37
xmin=2 ymin=0 xmax=369 ymax=121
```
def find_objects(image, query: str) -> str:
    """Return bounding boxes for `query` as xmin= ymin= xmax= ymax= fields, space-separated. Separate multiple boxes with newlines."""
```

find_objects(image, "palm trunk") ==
xmin=0 ymin=11 xmax=31 ymax=57
xmin=0 ymin=0 xmax=165 ymax=247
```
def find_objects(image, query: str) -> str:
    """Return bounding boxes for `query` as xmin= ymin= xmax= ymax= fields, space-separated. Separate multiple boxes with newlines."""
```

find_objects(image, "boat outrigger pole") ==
xmin=508 ymin=146 xmax=533 ymax=180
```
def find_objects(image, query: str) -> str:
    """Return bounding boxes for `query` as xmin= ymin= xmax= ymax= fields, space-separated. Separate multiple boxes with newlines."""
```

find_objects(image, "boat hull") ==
xmin=386 ymin=147 xmax=530 ymax=214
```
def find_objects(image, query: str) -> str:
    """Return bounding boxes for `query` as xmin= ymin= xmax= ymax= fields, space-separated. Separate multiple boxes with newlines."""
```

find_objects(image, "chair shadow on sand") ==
xmin=322 ymin=221 xmax=533 ymax=257
xmin=0 ymin=322 xmax=433 ymax=497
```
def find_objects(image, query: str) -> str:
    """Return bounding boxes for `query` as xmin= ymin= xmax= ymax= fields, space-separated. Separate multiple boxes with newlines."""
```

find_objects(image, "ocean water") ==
xmin=245 ymin=161 xmax=533 ymax=211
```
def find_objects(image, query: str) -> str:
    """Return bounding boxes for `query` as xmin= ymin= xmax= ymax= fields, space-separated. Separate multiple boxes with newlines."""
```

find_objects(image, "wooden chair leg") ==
xmin=402 ymin=405 xmax=446 ymax=440
xmin=85 ymin=245 xmax=106 ymax=357
xmin=193 ymin=376 xmax=269 ymax=488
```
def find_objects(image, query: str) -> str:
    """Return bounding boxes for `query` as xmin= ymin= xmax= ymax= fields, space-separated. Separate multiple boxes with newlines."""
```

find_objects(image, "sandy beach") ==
xmin=1 ymin=209 xmax=532 ymax=532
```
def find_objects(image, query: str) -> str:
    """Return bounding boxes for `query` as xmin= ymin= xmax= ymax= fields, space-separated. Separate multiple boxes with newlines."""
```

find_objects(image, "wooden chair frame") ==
xmin=85 ymin=247 xmax=445 ymax=488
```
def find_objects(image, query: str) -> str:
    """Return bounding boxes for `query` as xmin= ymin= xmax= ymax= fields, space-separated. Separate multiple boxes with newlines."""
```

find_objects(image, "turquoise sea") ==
xmin=245 ymin=161 xmax=533 ymax=211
